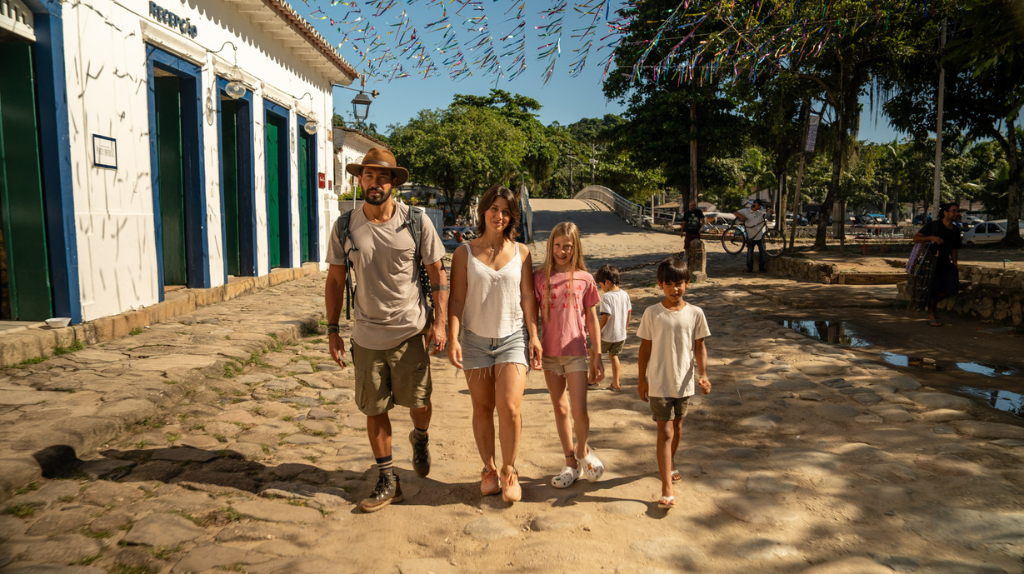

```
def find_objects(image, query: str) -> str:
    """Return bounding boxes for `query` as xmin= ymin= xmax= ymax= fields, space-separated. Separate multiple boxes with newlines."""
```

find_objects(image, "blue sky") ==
xmin=312 ymin=1 xmax=903 ymax=143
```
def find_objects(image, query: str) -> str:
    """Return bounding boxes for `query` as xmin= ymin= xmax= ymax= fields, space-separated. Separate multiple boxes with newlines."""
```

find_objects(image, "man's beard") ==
xmin=364 ymin=187 xmax=388 ymax=206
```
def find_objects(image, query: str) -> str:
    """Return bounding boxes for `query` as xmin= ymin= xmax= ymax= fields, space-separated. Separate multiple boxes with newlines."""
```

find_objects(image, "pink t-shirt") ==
xmin=533 ymin=270 xmax=600 ymax=356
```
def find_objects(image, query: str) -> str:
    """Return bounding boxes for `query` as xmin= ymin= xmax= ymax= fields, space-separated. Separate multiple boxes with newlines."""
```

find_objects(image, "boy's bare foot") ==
xmin=671 ymin=469 xmax=681 ymax=481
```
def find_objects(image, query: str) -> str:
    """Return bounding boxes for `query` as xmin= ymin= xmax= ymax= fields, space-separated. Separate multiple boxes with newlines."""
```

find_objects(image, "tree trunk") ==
xmin=998 ymin=115 xmax=1022 ymax=247
xmin=815 ymin=116 xmax=845 ymax=248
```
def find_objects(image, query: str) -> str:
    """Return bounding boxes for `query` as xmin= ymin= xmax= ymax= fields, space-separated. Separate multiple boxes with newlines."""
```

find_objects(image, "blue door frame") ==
xmin=145 ymin=45 xmax=210 ymax=297
xmin=263 ymin=100 xmax=291 ymax=269
xmin=24 ymin=0 xmax=81 ymax=323
xmin=296 ymin=116 xmax=318 ymax=263
xmin=216 ymin=79 xmax=257 ymax=281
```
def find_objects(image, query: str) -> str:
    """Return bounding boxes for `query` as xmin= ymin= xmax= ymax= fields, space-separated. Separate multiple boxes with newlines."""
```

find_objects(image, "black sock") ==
xmin=413 ymin=426 xmax=428 ymax=439
xmin=375 ymin=455 xmax=393 ymax=475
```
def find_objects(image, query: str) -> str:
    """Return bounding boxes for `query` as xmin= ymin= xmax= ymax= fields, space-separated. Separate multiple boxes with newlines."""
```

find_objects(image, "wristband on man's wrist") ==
xmin=431 ymin=284 xmax=449 ymax=292
xmin=326 ymin=324 xmax=340 ymax=334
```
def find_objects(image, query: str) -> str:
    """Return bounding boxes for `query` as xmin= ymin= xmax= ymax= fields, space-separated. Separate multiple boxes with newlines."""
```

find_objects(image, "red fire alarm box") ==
xmin=318 ymin=173 xmax=326 ymax=188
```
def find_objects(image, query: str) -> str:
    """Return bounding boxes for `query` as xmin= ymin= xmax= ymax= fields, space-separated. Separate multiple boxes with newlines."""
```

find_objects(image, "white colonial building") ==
xmin=0 ymin=0 xmax=357 ymax=324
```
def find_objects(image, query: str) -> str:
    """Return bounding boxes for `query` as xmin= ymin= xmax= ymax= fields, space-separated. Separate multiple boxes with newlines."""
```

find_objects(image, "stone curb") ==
xmin=0 ymin=264 xmax=318 ymax=368
xmin=0 ymin=267 xmax=327 ymax=502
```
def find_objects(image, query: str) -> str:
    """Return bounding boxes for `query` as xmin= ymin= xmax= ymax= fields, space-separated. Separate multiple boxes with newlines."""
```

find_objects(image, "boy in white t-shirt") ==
xmin=595 ymin=265 xmax=632 ymax=391
xmin=637 ymin=256 xmax=711 ymax=510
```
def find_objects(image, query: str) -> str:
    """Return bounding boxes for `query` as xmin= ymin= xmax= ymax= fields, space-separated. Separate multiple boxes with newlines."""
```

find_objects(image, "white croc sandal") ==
xmin=551 ymin=465 xmax=579 ymax=488
xmin=578 ymin=447 xmax=604 ymax=482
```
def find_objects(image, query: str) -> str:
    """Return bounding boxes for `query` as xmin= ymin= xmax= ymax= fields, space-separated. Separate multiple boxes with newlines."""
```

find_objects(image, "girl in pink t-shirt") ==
xmin=533 ymin=221 xmax=605 ymax=488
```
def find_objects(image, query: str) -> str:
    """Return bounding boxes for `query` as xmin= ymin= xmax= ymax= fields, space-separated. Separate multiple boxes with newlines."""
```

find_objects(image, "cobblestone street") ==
xmin=0 ymin=200 xmax=1022 ymax=574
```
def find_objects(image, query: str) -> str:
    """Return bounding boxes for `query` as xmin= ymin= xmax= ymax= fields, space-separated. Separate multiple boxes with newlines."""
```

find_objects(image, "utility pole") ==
xmin=689 ymin=103 xmax=699 ymax=205
xmin=590 ymin=143 xmax=596 ymax=185
xmin=931 ymin=17 xmax=947 ymax=220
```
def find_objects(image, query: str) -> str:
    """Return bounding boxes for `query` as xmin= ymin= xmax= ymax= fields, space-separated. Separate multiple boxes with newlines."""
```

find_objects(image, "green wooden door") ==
xmin=221 ymin=100 xmax=240 ymax=276
xmin=155 ymin=76 xmax=188 ymax=286
xmin=266 ymin=119 xmax=281 ymax=268
xmin=0 ymin=42 xmax=53 ymax=321
xmin=298 ymin=132 xmax=309 ymax=263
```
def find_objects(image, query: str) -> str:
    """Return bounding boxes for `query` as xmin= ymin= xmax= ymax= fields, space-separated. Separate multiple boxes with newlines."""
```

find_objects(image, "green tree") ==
xmin=388 ymin=106 xmax=528 ymax=219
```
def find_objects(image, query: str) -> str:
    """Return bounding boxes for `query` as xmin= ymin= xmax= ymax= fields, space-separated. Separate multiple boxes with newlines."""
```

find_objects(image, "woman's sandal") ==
xmin=501 ymin=468 xmax=522 ymax=503
xmin=658 ymin=495 xmax=675 ymax=509
xmin=551 ymin=454 xmax=580 ymax=488
xmin=671 ymin=469 xmax=681 ymax=482
xmin=480 ymin=468 xmax=500 ymax=496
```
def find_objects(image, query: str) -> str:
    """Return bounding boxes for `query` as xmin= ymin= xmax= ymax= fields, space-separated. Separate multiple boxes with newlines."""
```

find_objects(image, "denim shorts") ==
xmin=459 ymin=327 xmax=529 ymax=370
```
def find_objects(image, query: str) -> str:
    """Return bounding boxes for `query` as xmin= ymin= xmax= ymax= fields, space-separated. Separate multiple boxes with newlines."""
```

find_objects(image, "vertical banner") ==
xmin=805 ymin=115 xmax=820 ymax=152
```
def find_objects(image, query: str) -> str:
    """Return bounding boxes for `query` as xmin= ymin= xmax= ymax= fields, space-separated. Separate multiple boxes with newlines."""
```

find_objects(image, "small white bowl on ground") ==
xmin=45 ymin=317 xmax=71 ymax=329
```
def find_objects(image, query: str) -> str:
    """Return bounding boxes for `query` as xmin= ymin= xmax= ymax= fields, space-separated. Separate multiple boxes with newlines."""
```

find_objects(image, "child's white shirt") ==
xmin=637 ymin=303 xmax=711 ymax=398
xmin=599 ymin=289 xmax=632 ymax=342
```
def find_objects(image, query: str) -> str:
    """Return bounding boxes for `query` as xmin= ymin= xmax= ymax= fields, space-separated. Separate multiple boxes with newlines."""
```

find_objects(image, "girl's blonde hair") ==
xmin=540 ymin=222 xmax=587 ymax=322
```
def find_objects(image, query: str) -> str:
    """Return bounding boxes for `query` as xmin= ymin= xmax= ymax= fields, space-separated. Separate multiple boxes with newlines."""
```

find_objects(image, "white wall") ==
xmin=63 ymin=0 xmax=341 ymax=321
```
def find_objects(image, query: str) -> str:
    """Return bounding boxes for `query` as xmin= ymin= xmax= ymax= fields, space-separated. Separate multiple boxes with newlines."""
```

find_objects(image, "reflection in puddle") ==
xmin=882 ymin=351 xmax=1018 ymax=377
xmin=956 ymin=362 xmax=1020 ymax=377
xmin=778 ymin=320 xmax=871 ymax=347
xmin=955 ymin=386 xmax=1024 ymax=418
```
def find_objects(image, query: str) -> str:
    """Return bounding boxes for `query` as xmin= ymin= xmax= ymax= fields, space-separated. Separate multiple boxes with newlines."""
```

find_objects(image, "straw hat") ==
xmin=345 ymin=148 xmax=409 ymax=186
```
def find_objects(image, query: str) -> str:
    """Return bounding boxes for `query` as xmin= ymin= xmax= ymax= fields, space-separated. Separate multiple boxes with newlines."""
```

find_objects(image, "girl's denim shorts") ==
xmin=459 ymin=327 xmax=529 ymax=370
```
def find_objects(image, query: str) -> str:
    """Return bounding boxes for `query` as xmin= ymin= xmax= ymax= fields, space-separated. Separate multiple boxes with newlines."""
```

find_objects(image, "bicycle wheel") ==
xmin=721 ymin=227 xmax=745 ymax=254
xmin=764 ymin=229 xmax=785 ymax=257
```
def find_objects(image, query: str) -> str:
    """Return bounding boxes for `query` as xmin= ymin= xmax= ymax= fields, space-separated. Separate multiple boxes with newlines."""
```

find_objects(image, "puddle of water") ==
xmin=955 ymin=386 xmax=1024 ymax=418
xmin=955 ymin=362 xmax=1020 ymax=377
xmin=882 ymin=352 xmax=1019 ymax=377
xmin=778 ymin=319 xmax=871 ymax=347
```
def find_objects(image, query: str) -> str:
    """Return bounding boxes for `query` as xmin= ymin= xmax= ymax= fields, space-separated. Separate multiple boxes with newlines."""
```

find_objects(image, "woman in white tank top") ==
xmin=448 ymin=185 xmax=542 ymax=504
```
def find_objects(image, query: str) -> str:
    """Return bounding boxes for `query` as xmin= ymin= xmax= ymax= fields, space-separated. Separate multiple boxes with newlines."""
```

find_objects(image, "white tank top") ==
xmin=462 ymin=242 xmax=525 ymax=338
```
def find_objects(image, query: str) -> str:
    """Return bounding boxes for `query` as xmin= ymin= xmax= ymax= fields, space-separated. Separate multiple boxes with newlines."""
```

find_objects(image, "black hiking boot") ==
xmin=358 ymin=472 xmax=403 ymax=513
xmin=409 ymin=429 xmax=431 ymax=477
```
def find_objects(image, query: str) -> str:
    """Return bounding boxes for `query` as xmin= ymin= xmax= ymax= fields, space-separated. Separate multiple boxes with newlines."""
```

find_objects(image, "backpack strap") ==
xmin=336 ymin=210 xmax=355 ymax=320
xmin=407 ymin=205 xmax=424 ymax=267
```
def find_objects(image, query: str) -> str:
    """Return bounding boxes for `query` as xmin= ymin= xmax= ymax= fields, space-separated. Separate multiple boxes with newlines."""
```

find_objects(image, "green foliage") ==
xmin=389 ymin=104 xmax=528 ymax=219
xmin=129 ymin=328 xmax=143 ymax=336
xmin=4 ymin=503 xmax=40 ymax=518
xmin=53 ymin=340 xmax=84 ymax=355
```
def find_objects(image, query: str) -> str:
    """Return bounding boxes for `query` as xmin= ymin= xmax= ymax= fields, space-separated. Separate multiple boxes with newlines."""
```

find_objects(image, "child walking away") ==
xmin=534 ymin=222 xmax=605 ymax=488
xmin=595 ymin=265 xmax=631 ymax=391
xmin=637 ymin=256 xmax=711 ymax=509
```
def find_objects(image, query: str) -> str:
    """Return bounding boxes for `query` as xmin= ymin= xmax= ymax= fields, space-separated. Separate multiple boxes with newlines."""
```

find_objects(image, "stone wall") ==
xmin=765 ymin=256 xmax=841 ymax=284
xmin=897 ymin=281 xmax=1024 ymax=325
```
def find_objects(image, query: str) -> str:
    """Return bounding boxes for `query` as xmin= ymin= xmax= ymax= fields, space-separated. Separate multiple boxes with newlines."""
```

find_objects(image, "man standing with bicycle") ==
xmin=734 ymin=199 xmax=770 ymax=273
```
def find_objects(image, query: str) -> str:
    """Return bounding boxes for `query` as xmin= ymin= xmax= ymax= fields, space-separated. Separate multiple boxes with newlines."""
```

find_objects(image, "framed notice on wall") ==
xmin=93 ymin=135 xmax=117 ymax=169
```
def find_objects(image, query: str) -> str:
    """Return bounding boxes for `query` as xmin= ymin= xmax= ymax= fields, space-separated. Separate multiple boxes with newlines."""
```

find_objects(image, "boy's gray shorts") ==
xmin=649 ymin=396 xmax=690 ymax=421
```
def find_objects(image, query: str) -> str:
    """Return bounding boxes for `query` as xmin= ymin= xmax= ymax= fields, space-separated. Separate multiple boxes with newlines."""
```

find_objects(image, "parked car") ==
xmin=962 ymin=219 xmax=1023 ymax=245
xmin=785 ymin=214 xmax=809 ymax=226
xmin=701 ymin=212 xmax=736 ymax=233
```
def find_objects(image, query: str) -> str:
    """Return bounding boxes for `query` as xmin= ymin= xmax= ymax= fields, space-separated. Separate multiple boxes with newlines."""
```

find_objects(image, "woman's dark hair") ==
xmin=476 ymin=185 xmax=521 ymax=241
xmin=657 ymin=256 xmax=690 ymax=284
xmin=595 ymin=264 xmax=620 ymax=285
xmin=938 ymin=202 xmax=959 ymax=219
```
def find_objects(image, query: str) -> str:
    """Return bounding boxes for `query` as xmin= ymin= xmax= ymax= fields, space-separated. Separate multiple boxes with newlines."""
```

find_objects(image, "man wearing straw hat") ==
xmin=324 ymin=148 xmax=447 ymax=513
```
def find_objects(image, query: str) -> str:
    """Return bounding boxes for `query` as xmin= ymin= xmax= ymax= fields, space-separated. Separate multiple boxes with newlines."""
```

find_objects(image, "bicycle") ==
xmin=721 ymin=220 xmax=785 ymax=257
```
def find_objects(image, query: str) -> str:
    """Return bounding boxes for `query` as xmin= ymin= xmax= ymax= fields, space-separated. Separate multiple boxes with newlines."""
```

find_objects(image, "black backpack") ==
xmin=335 ymin=205 xmax=438 ymax=320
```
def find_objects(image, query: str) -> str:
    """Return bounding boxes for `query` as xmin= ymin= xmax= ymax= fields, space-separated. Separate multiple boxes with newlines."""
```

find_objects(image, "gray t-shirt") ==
xmin=326 ymin=202 xmax=444 ymax=350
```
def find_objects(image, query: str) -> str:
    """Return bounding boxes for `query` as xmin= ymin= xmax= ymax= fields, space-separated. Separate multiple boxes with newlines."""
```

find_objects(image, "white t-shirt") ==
xmin=636 ymin=303 xmax=711 ymax=398
xmin=599 ymin=289 xmax=632 ymax=343
xmin=325 ymin=202 xmax=444 ymax=350
xmin=737 ymin=207 xmax=767 ymax=240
